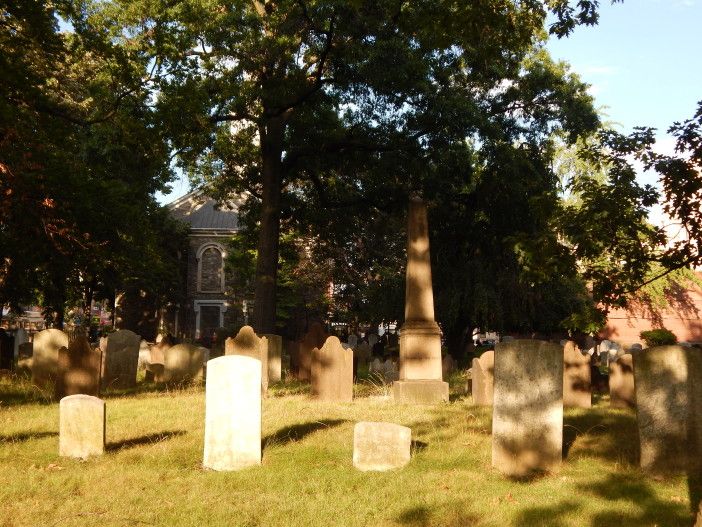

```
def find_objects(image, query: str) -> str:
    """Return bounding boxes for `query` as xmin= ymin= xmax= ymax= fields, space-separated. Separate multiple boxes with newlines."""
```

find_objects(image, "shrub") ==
xmin=640 ymin=328 xmax=677 ymax=347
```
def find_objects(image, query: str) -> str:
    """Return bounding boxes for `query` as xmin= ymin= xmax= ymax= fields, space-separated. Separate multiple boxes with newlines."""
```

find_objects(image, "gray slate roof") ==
xmin=168 ymin=190 xmax=240 ymax=232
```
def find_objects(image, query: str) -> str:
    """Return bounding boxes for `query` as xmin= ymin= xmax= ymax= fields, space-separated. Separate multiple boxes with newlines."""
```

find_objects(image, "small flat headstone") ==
xmin=353 ymin=421 xmax=411 ymax=471
xmin=203 ymin=355 xmax=261 ymax=471
xmin=59 ymin=394 xmax=105 ymax=458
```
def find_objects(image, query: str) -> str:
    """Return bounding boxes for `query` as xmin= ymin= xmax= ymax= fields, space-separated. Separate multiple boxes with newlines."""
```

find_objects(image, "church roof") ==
xmin=167 ymin=189 xmax=241 ymax=232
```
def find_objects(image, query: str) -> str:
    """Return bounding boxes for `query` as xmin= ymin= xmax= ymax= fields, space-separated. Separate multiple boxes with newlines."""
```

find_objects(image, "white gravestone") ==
xmin=59 ymin=394 xmax=105 ymax=458
xmin=203 ymin=355 xmax=262 ymax=471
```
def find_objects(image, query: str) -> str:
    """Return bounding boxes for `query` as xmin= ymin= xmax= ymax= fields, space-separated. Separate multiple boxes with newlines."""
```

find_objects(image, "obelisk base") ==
xmin=394 ymin=322 xmax=447 ymax=404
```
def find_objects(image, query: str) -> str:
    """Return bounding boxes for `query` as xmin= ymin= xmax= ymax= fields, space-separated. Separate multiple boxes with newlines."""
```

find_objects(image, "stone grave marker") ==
xmin=262 ymin=334 xmax=282 ymax=383
xmin=226 ymin=326 xmax=268 ymax=393
xmin=100 ymin=329 xmax=141 ymax=390
xmin=633 ymin=345 xmax=702 ymax=474
xmin=32 ymin=328 xmax=69 ymax=391
xmin=492 ymin=340 xmax=563 ymax=477
xmin=563 ymin=341 xmax=591 ymax=408
xmin=471 ymin=350 xmax=494 ymax=406
xmin=353 ymin=421 xmax=411 ymax=471
xmin=157 ymin=343 xmax=207 ymax=385
xmin=297 ymin=323 xmax=327 ymax=381
xmin=610 ymin=353 xmax=635 ymax=409
xmin=59 ymin=394 xmax=105 ymax=458
xmin=203 ymin=355 xmax=261 ymax=471
xmin=311 ymin=336 xmax=353 ymax=402
xmin=55 ymin=333 xmax=100 ymax=398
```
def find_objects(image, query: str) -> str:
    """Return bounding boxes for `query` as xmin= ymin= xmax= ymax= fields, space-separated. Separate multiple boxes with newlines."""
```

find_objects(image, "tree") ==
xmin=90 ymin=0 xmax=618 ymax=333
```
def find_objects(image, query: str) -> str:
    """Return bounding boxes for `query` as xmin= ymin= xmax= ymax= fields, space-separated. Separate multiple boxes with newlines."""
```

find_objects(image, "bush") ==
xmin=640 ymin=328 xmax=677 ymax=347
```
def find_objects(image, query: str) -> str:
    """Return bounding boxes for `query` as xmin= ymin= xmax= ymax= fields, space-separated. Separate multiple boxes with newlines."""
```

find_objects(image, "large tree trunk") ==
xmin=252 ymin=116 xmax=285 ymax=334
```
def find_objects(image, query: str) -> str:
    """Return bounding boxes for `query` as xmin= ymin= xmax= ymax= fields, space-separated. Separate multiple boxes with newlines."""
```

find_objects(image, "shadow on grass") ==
xmin=0 ymin=430 xmax=58 ymax=443
xmin=397 ymin=504 xmax=480 ymax=527
xmin=106 ymin=430 xmax=186 ymax=452
xmin=512 ymin=473 xmax=691 ymax=526
xmin=411 ymin=440 xmax=428 ymax=453
xmin=263 ymin=419 xmax=347 ymax=448
xmin=562 ymin=409 xmax=638 ymax=465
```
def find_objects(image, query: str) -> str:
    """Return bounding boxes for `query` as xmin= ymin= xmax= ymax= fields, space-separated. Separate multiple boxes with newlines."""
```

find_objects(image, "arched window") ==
xmin=197 ymin=243 xmax=225 ymax=292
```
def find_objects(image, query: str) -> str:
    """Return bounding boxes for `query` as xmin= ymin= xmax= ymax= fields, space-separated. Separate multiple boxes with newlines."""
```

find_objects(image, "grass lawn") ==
xmin=0 ymin=373 xmax=695 ymax=527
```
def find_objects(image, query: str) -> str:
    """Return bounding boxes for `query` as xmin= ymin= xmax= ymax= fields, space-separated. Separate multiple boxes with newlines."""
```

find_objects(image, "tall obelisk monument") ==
xmin=393 ymin=197 xmax=449 ymax=404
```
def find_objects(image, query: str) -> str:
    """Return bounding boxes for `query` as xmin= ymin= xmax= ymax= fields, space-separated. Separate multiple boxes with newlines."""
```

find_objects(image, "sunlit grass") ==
xmin=0 ymin=373 xmax=694 ymax=527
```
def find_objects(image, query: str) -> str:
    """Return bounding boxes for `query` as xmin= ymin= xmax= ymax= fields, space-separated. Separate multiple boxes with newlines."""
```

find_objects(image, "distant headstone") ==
xmin=563 ymin=341 xmax=591 ymax=408
xmin=633 ymin=345 xmax=702 ymax=474
xmin=609 ymin=353 xmax=635 ymax=409
xmin=226 ymin=326 xmax=268 ymax=393
xmin=383 ymin=359 xmax=399 ymax=381
xmin=211 ymin=327 xmax=231 ymax=359
xmin=369 ymin=357 xmax=383 ymax=377
xmin=59 ymin=394 xmax=105 ymax=458
xmin=100 ymin=329 xmax=141 ymax=390
xmin=203 ymin=355 xmax=261 ymax=471
xmin=297 ymin=323 xmax=327 ymax=381
xmin=353 ymin=422 xmax=411 ymax=471
xmin=55 ymin=334 xmax=100 ymax=398
xmin=442 ymin=355 xmax=455 ymax=378
xmin=31 ymin=329 xmax=69 ymax=390
xmin=348 ymin=334 xmax=359 ymax=348
xmin=311 ymin=336 xmax=353 ymax=402
xmin=471 ymin=350 xmax=494 ymax=406
xmin=12 ymin=328 xmax=28 ymax=361
xmin=368 ymin=334 xmax=379 ymax=348
xmin=262 ymin=334 xmax=282 ymax=383
xmin=157 ymin=343 xmax=207 ymax=384
xmin=492 ymin=340 xmax=563 ymax=477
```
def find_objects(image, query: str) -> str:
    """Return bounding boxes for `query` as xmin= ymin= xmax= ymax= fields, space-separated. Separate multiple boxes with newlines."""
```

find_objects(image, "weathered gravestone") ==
xmin=157 ymin=343 xmax=207 ymax=385
xmin=633 ymin=345 xmax=702 ymax=474
xmin=311 ymin=336 xmax=353 ymax=402
xmin=100 ymin=329 xmax=141 ymax=390
xmin=262 ymin=334 xmax=282 ymax=383
xmin=55 ymin=333 xmax=100 ymax=398
xmin=297 ymin=323 xmax=328 ymax=381
xmin=563 ymin=341 xmax=591 ymax=408
xmin=394 ymin=198 xmax=449 ymax=404
xmin=471 ymin=350 xmax=494 ymax=406
xmin=353 ymin=421 xmax=411 ymax=471
xmin=59 ymin=394 xmax=105 ymax=458
xmin=12 ymin=328 xmax=28 ymax=361
xmin=609 ymin=353 xmax=635 ymax=409
xmin=17 ymin=342 xmax=33 ymax=372
xmin=147 ymin=334 xmax=175 ymax=381
xmin=31 ymin=328 xmax=69 ymax=391
xmin=492 ymin=340 xmax=563 ymax=477
xmin=203 ymin=355 xmax=261 ymax=471
xmin=442 ymin=354 xmax=455 ymax=378
xmin=354 ymin=342 xmax=372 ymax=377
xmin=225 ymin=326 xmax=268 ymax=393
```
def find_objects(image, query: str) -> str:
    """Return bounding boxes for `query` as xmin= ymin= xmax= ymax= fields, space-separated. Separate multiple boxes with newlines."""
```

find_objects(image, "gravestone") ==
xmin=297 ymin=323 xmax=327 ymax=381
xmin=262 ymin=334 xmax=282 ymax=383
xmin=100 ymin=329 xmax=141 ymax=390
xmin=55 ymin=334 xmax=100 ymax=398
xmin=609 ymin=353 xmax=635 ymax=409
xmin=211 ymin=327 xmax=231 ymax=359
xmin=348 ymin=334 xmax=359 ymax=348
xmin=226 ymin=326 xmax=268 ymax=393
xmin=59 ymin=394 xmax=105 ymax=458
xmin=157 ymin=343 xmax=207 ymax=385
xmin=394 ymin=198 xmax=449 ymax=404
xmin=369 ymin=357 xmax=383 ymax=377
xmin=12 ymin=328 xmax=28 ymax=361
xmin=353 ymin=422 xmax=411 ymax=471
xmin=633 ymin=345 xmax=702 ymax=474
xmin=203 ymin=355 xmax=261 ymax=471
xmin=355 ymin=342 xmax=371 ymax=372
xmin=442 ymin=354 xmax=455 ymax=378
xmin=471 ymin=350 xmax=494 ymax=406
xmin=563 ymin=341 xmax=591 ymax=408
xmin=147 ymin=335 xmax=174 ymax=381
xmin=31 ymin=329 xmax=69 ymax=390
xmin=492 ymin=340 xmax=563 ymax=477
xmin=311 ymin=336 xmax=353 ymax=402
xmin=383 ymin=359 xmax=399 ymax=381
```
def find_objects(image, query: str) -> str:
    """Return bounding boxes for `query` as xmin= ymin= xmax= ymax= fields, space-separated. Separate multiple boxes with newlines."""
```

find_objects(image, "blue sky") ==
xmin=158 ymin=1 xmax=702 ymax=205
xmin=547 ymin=0 xmax=701 ymax=144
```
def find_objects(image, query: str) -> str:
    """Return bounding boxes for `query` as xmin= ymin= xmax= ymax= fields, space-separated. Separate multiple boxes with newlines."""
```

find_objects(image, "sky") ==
xmin=157 ymin=0 xmax=702 ymax=206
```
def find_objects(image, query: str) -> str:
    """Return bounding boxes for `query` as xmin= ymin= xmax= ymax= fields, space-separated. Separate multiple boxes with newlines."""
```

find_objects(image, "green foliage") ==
xmin=640 ymin=328 xmax=678 ymax=347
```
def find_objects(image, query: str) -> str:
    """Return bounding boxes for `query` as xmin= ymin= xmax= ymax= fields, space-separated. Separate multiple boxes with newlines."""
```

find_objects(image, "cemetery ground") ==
xmin=0 ymin=373 xmax=694 ymax=527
